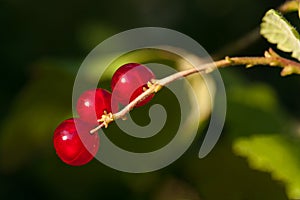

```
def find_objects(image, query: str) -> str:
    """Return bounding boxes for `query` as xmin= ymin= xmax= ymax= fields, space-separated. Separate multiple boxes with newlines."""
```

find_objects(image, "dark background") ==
xmin=1 ymin=0 xmax=300 ymax=199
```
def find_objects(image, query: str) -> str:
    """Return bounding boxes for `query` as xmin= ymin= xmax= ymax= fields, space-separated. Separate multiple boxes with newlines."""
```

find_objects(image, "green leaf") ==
xmin=233 ymin=135 xmax=300 ymax=199
xmin=221 ymin=71 xmax=300 ymax=199
xmin=185 ymin=141 xmax=289 ymax=200
xmin=260 ymin=9 xmax=300 ymax=61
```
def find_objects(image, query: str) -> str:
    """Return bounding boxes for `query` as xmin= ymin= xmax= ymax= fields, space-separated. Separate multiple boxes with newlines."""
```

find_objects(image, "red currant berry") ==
xmin=111 ymin=63 xmax=155 ymax=107
xmin=53 ymin=118 xmax=99 ymax=166
xmin=76 ymin=88 xmax=118 ymax=124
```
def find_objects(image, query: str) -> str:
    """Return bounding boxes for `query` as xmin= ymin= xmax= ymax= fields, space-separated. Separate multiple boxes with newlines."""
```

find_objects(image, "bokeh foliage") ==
xmin=1 ymin=0 xmax=300 ymax=199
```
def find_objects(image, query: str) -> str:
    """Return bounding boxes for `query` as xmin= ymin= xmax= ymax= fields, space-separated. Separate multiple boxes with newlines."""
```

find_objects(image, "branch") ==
xmin=90 ymin=48 xmax=300 ymax=134
xmin=213 ymin=0 xmax=299 ymax=59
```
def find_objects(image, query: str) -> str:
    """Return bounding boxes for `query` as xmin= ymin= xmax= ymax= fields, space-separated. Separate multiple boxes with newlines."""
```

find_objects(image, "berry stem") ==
xmin=90 ymin=48 xmax=300 ymax=134
xmin=90 ymin=122 xmax=106 ymax=133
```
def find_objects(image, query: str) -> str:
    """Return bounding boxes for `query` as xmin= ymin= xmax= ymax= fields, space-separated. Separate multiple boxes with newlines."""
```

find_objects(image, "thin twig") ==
xmin=213 ymin=0 xmax=299 ymax=59
xmin=90 ymin=48 xmax=300 ymax=134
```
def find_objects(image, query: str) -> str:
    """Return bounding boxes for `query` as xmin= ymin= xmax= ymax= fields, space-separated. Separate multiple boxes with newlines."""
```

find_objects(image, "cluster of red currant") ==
xmin=53 ymin=63 xmax=156 ymax=166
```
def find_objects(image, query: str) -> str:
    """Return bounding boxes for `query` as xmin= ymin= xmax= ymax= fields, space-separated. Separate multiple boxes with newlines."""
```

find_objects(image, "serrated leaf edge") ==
xmin=260 ymin=9 xmax=300 ymax=61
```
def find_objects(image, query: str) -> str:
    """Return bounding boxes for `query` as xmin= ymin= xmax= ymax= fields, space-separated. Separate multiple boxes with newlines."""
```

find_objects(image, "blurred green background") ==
xmin=1 ymin=0 xmax=300 ymax=199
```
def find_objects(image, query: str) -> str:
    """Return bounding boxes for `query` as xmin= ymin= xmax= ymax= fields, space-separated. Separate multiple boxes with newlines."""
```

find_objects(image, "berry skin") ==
xmin=111 ymin=63 xmax=155 ymax=107
xmin=53 ymin=118 xmax=99 ymax=166
xmin=76 ymin=88 xmax=118 ymax=124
